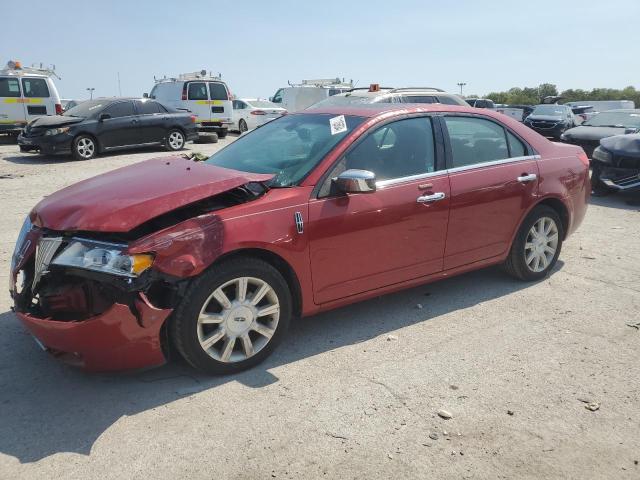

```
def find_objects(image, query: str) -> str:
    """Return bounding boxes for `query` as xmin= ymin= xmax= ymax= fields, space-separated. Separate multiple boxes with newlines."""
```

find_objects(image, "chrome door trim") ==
xmin=375 ymin=155 xmax=541 ymax=189
xmin=446 ymin=155 xmax=541 ymax=175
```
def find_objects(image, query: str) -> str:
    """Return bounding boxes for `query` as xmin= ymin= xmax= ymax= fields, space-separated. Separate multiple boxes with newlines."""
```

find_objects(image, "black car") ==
xmin=560 ymin=109 xmax=640 ymax=158
xmin=591 ymin=133 xmax=640 ymax=195
xmin=18 ymin=98 xmax=199 ymax=160
xmin=523 ymin=104 xmax=577 ymax=139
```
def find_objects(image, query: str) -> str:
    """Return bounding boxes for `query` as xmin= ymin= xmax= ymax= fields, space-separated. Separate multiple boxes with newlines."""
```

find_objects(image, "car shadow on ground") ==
xmin=0 ymin=263 xmax=562 ymax=463
xmin=1 ymin=146 xmax=187 ymax=166
xmin=590 ymin=191 xmax=640 ymax=210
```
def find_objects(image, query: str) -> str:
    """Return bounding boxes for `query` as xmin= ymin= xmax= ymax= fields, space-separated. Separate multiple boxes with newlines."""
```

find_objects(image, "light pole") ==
xmin=456 ymin=82 xmax=467 ymax=96
xmin=86 ymin=87 xmax=95 ymax=100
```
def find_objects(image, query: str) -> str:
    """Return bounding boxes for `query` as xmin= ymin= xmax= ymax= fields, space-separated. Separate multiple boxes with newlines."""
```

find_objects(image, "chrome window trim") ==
xmin=447 ymin=155 xmax=541 ymax=175
xmin=376 ymin=154 xmax=541 ymax=188
xmin=376 ymin=170 xmax=447 ymax=188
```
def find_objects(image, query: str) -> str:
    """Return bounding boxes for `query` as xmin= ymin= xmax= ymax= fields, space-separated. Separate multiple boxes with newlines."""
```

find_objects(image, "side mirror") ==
xmin=334 ymin=169 xmax=376 ymax=194
xmin=143 ymin=92 xmax=149 ymax=98
xmin=98 ymin=113 xmax=111 ymax=121
xmin=268 ymin=96 xmax=273 ymax=102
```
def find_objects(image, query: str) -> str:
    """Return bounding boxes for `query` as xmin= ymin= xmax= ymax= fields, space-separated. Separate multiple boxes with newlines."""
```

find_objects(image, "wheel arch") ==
xmin=211 ymin=248 xmax=303 ymax=318
xmin=535 ymin=196 xmax=570 ymax=239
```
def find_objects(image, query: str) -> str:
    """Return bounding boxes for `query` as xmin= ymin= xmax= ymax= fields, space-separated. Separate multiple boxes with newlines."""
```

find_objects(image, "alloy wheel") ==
xmin=76 ymin=137 xmax=95 ymax=159
xmin=197 ymin=276 xmax=280 ymax=363
xmin=524 ymin=216 xmax=559 ymax=273
xmin=168 ymin=131 xmax=184 ymax=150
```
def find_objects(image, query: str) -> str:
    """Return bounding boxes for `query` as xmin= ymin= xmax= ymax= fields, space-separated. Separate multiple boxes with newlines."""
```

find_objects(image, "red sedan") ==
xmin=10 ymin=104 xmax=590 ymax=373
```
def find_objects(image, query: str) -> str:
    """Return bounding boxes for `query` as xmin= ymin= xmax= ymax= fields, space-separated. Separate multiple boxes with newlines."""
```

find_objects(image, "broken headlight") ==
xmin=11 ymin=215 xmax=33 ymax=272
xmin=52 ymin=238 xmax=153 ymax=277
xmin=592 ymin=146 xmax=612 ymax=164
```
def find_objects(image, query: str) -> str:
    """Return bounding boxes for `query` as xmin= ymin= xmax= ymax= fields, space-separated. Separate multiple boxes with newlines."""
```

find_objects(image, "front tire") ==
xmin=217 ymin=128 xmax=228 ymax=139
xmin=166 ymin=129 xmax=185 ymax=151
xmin=72 ymin=135 xmax=97 ymax=160
xmin=238 ymin=119 xmax=248 ymax=133
xmin=171 ymin=258 xmax=292 ymax=374
xmin=503 ymin=205 xmax=563 ymax=281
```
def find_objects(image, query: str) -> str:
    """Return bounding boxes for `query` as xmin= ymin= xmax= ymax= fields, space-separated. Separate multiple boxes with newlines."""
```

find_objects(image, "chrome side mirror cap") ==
xmin=334 ymin=169 xmax=376 ymax=194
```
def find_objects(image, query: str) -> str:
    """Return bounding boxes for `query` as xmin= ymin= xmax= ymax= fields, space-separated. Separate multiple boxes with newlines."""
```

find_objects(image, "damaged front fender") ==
xmin=128 ymin=214 xmax=224 ymax=278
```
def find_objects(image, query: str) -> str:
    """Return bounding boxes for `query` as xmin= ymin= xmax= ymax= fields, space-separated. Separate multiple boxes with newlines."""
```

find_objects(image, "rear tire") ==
xmin=72 ymin=135 xmax=97 ymax=160
xmin=170 ymin=258 xmax=292 ymax=374
xmin=166 ymin=129 xmax=185 ymax=151
xmin=503 ymin=205 xmax=563 ymax=281
xmin=217 ymin=128 xmax=228 ymax=139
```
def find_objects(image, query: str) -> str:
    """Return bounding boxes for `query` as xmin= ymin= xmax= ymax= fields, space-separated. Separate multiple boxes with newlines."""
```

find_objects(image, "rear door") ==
xmin=185 ymin=81 xmax=211 ymax=123
xmin=308 ymin=115 xmax=450 ymax=304
xmin=440 ymin=115 xmax=539 ymax=269
xmin=208 ymin=81 xmax=231 ymax=125
xmin=0 ymin=77 xmax=26 ymax=127
xmin=135 ymin=100 xmax=167 ymax=143
xmin=21 ymin=77 xmax=53 ymax=121
xmin=98 ymin=100 xmax=139 ymax=148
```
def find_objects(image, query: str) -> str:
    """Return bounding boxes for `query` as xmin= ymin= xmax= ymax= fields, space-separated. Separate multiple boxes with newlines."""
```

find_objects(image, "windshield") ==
xmin=583 ymin=111 xmax=640 ymax=128
xmin=307 ymin=94 xmax=375 ymax=109
xmin=531 ymin=105 xmax=566 ymax=116
xmin=205 ymin=113 xmax=364 ymax=187
xmin=63 ymin=100 xmax=106 ymax=118
xmin=248 ymin=100 xmax=279 ymax=109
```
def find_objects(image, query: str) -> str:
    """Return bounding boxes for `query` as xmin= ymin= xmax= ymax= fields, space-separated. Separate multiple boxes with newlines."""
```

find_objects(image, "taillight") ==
xmin=182 ymin=84 xmax=188 ymax=101
xmin=578 ymin=150 xmax=589 ymax=166
xmin=250 ymin=110 xmax=266 ymax=116
xmin=55 ymin=103 xmax=63 ymax=115
xmin=190 ymin=115 xmax=196 ymax=123
xmin=226 ymin=89 xmax=232 ymax=100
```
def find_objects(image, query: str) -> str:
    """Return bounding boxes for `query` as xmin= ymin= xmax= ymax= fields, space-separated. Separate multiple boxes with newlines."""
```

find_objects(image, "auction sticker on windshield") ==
xmin=329 ymin=115 xmax=347 ymax=135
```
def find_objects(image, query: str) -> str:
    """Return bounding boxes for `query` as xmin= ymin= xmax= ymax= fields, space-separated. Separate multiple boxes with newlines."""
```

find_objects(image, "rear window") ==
xmin=188 ymin=82 xmax=208 ymax=100
xmin=0 ymin=77 xmax=20 ymax=97
xmin=209 ymin=82 xmax=228 ymax=101
xmin=438 ymin=95 xmax=466 ymax=106
xmin=22 ymin=78 xmax=50 ymax=98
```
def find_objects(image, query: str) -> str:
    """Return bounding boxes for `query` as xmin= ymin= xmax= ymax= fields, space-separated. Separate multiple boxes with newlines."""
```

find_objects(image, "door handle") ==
xmin=417 ymin=192 xmax=446 ymax=203
xmin=517 ymin=173 xmax=537 ymax=183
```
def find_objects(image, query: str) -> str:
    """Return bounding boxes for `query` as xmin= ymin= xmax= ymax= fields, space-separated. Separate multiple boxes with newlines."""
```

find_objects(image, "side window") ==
xmin=506 ymin=131 xmax=526 ymax=157
xmin=103 ymin=101 xmax=135 ymax=118
xmin=187 ymin=82 xmax=208 ymax=100
xmin=137 ymin=100 xmax=163 ymax=115
xmin=22 ymin=78 xmax=50 ymax=98
xmin=272 ymin=89 xmax=283 ymax=103
xmin=209 ymin=82 xmax=228 ymax=100
xmin=444 ymin=116 xmax=509 ymax=167
xmin=438 ymin=95 xmax=464 ymax=106
xmin=0 ymin=78 xmax=21 ymax=97
xmin=342 ymin=117 xmax=436 ymax=181
xmin=401 ymin=95 xmax=436 ymax=104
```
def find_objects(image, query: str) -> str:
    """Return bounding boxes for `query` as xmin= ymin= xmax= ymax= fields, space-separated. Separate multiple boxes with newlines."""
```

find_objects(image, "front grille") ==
xmin=32 ymin=237 xmax=64 ymax=291
xmin=532 ymin=121 xmax=558 ymax=129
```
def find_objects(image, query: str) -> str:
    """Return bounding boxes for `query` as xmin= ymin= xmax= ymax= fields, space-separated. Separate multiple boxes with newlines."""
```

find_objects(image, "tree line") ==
xmin=476 ymin=84 xmax=640 ymax=106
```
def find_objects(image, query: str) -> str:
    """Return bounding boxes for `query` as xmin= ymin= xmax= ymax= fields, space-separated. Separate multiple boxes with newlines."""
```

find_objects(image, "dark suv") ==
xmin=523 ymin=104 xmax=577 ymax=139
xmin=308 ymin=86 xmax=468 ymax=108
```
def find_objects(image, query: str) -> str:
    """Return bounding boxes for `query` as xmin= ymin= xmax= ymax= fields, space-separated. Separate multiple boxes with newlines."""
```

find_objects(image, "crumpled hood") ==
xmin=600 ymin=133 xmax=640 ymax=158
xmin=32 ymin=157 xmax=273 ymax=232
xmin=562 ymin=125 xmax=631 ymax=141
xmin=28 ymin=116 xmax=85 ymax=128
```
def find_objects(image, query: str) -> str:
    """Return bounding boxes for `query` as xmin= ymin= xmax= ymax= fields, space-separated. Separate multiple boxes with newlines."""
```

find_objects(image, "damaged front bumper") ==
xmin=601 ymin=167 xmax=640 ymax=191
xmin=10 ymin=228 xmax=184 ymax=372
xmin=16 ymin=298 xmax=171 ymax=372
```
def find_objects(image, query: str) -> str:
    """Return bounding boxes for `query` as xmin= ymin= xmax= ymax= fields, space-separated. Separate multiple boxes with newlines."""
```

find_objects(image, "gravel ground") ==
xmin=0 ymin=134 xmax=639 ymax=479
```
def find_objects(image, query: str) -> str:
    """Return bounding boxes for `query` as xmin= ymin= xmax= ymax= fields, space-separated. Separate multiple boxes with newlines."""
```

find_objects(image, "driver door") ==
xmin=308 ymin=116 xmax=450 ymax=304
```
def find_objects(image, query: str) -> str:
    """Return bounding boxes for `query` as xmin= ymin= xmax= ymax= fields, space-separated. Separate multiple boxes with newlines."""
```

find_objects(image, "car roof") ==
xmin=297 ymin=103 xmax=486 ymax=118
xmin=594 ymin=109 xmax=640 ymax=113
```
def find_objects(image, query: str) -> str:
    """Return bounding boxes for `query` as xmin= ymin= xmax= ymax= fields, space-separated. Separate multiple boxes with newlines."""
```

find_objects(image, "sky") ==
xmin=3 ymin=0 xmax=639 ymax=101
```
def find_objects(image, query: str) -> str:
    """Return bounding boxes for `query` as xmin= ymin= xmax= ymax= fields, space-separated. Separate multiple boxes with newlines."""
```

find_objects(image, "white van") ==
xmin=148 ymin=71 xmax=233 ymax=138
xmin=270 ymin=78 xmax=353 ymax=112
xmin=0 ymin=61 xmax=62 ymax=134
